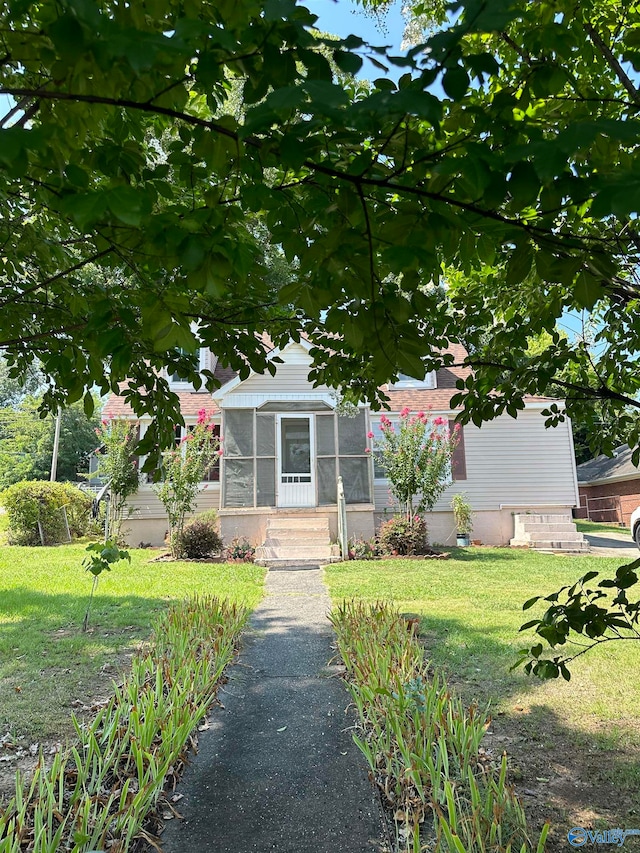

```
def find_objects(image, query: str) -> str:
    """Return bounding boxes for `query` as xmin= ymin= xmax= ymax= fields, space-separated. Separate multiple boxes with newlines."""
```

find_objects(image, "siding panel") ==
xmin=128 ymin=485 xmax=220 ymax=519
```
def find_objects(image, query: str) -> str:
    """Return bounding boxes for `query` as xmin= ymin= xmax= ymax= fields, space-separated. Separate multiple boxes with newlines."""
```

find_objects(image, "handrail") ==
xmin=337 ymin=476 xmax=348 ymax=559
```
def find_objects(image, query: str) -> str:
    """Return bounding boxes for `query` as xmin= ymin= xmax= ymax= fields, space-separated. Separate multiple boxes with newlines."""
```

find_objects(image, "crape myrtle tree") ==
xmin=2 ymin=0 xmax=640 ymax=670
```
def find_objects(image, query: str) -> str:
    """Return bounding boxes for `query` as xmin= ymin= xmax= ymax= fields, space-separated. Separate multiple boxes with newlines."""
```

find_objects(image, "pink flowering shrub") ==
xmin=153 ymin=411 xmax=220 ymax=557
xmin=373 ymin=409 xmax=459 ymax=521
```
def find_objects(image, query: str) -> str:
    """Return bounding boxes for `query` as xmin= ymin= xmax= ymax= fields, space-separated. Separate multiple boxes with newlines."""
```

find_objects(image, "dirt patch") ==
xmin=435 ymin=672 xmax=640 ymax=852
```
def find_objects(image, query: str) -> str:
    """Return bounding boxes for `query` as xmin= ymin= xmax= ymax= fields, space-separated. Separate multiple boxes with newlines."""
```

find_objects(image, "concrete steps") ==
xmin=510 ymin=514 xmax=590 ymax=553
xmin=255 ymin=515 xmax=340 ymax=566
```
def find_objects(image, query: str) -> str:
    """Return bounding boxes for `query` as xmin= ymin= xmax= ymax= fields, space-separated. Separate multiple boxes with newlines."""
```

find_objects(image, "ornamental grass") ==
xmin=329 ymin=601 xmax=549 ymax=853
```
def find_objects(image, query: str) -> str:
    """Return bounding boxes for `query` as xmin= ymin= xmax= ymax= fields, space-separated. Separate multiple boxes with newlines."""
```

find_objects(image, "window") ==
xmin=169 ymin=348 xmax=206 ymax=387
xmin=391 ymin=371 xmax=437 ymax=390
xmin=143 ymin=422 xmax=221 ymax=483
xmin=371 ymin=416 xmax=465 ymax=483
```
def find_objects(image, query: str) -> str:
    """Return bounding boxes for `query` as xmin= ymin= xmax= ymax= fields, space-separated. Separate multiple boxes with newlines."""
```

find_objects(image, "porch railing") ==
xmin=337 ymin=476 xmax=348 ymax=559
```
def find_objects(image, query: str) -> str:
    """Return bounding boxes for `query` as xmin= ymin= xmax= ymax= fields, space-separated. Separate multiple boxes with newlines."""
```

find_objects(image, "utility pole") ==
xmin=50 ymin=408 xmax=62 ymax=482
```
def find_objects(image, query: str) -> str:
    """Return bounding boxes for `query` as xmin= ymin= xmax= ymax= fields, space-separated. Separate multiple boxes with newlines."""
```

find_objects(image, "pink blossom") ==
xmin=380 ymin=415 xmax=391 ymax=426
xmin=217 ymin=449 xmax=224 ymax=456
xmin=417 ymin=411 xmax=425 ymax=419
xmin=400 ymin=406 xmax=411 ymax=418
xmin=367 ymin=431 xmax=374 ymax=439
xmin=197 ymin=407 xmax=208 ymax=424
xmin=364 ymin=447 xmax=371 ymax=453
xmin=101 ymin=419 xmax=109 ymax=426
xmin=94 ymin=428 xmax=101 ymax=436
xmin=454 ymin=423 xmax=461 ymax=432
xmin=433 ymin=416 xmax=447 ymax=426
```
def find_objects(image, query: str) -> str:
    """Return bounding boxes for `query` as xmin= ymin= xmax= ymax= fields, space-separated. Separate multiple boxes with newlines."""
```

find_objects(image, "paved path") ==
xmin=161 ymin=565 xmax=384 ymax=853
xmin=584 ymin=530 xmax=638 ymax=558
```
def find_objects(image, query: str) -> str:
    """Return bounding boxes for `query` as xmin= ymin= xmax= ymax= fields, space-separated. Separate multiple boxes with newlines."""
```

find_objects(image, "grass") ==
xmin=0 ymin=544 xmax=264 ymax=744
xmin=324 ymin=548 xmax=640 ymax=831
xmin=575 ymin=519 xmax=632 ymax=536
xmin=1 ymin=596 xmax=249 ymax=851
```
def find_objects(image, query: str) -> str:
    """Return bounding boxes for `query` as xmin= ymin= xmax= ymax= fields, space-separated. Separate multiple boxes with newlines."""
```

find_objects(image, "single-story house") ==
xmin=103 ymin=339 xmax=581 ymax=554
xmin=575 ymin=444 xmax=640 ymax=527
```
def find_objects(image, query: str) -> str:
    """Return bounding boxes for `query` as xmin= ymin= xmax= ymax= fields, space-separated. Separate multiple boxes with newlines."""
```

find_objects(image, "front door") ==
xmin=277 ymin=415 xmax=315 ymax=507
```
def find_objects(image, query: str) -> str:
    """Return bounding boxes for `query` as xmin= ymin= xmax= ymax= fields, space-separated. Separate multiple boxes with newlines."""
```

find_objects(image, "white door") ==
xmin=277 ymin=415 xmax=315 ymax=507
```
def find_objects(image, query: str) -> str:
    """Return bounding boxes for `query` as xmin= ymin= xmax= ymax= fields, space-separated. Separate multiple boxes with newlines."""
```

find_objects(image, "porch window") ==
xmin=221 ymin=409 xmax=276 ymax=508
xmin=316 ymin=410 xmax=373 ymax=505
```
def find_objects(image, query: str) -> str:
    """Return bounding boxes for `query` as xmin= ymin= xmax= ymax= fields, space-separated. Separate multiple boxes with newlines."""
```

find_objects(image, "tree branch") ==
xmin=0 ymin=248 xmax=113 ymax=308
xmin=584 ymin=22 xmax=640 ymax=106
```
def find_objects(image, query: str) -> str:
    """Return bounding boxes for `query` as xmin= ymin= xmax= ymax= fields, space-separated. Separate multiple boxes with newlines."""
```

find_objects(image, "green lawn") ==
xmin=575 ymin=518 xmax=632 ymax=536
xmin=324 ymin=549 xmax=640 ymax=842
xmin=0 ymin=545 xmax=264 ymax=743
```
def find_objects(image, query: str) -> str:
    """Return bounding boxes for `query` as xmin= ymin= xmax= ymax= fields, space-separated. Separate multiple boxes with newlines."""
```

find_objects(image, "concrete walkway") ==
xmin=161 ymin=566 xmax=384 ymax=853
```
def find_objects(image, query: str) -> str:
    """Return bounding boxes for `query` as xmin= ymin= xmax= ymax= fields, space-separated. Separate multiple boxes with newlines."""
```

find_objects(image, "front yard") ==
xmin=2 ymin=541 xmax=639 ymax=850
xmin=0 ymin=544 xmax=264 ymax=799
xmin=325 ymin=548 xmax=640 ymax=851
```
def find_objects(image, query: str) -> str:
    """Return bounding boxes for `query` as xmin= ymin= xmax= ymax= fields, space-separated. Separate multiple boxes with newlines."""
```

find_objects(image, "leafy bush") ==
xmin=451 ymin=492 xmax=473 ymax=534
xmin=348 ymin=537 xmax=378 ymax=560
xmin=1 ymin=480 xmax=92 ymax=545
xmin=377 ymin=514 xmax=427 ymax=556
xmin=225 ymin=537 xmax=255 ymax=562
xmin=174 ymin=510 xmax=223 ymax=559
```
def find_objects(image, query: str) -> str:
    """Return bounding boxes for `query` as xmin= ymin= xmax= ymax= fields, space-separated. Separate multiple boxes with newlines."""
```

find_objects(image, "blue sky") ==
xmin=305 ymin=0 xmax=405 ymax=45
xmin=305 ymin=0 xmax=407 ymax=80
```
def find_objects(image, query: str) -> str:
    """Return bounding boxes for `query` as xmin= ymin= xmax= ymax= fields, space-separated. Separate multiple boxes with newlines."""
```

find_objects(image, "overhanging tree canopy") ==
xmin=1 ymin=0 xmax=640 ymax=464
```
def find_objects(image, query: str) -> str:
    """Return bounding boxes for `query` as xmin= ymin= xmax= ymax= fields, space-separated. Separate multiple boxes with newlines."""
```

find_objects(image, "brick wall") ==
xmin=577 ymin=478 xmax=640 ymax=527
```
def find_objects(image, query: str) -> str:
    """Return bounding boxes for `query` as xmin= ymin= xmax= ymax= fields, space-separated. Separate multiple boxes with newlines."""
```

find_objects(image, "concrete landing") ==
xmin=160 ymin=565 xmax=384 ymax=853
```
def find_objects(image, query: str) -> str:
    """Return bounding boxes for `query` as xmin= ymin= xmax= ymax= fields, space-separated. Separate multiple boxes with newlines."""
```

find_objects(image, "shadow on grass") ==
xmin=0 ymin=586 xmax=168 ymax=636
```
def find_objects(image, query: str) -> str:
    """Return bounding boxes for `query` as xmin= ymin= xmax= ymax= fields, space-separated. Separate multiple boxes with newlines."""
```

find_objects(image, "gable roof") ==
xmin=576 ymin=444 xmax=640 ymax=485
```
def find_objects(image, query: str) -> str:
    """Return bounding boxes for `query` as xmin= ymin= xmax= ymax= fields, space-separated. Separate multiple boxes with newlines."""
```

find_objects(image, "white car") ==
xmin=630 ymin=506 xmax=640 ymax=548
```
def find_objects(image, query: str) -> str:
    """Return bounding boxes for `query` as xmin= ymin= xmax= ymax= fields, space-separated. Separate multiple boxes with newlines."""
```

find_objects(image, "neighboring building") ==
xmin=576 ymin=445 xmax=640 ymax=527
xmin=103 ymin=339 xmax=581 ymax=551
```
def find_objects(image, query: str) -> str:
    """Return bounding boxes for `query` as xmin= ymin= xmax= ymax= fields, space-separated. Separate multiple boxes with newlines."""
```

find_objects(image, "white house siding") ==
xmin=236 ymin=364 xmax=311 ymax=395
xmin=228 ymin=360 xmax=333 ymax=399
xmin=122 ymin=484 xmax=221 ymax=546
xmin=374 ymin=410 xmax=579 ymax=546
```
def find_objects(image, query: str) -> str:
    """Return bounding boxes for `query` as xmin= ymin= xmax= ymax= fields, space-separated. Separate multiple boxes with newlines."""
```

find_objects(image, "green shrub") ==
xmin=1 ymin=480 xmax=92 ymax=545
xmin=174 ymin=510 xmax=223 ymax=559
xmin=377 ymin=513 xmax=427 ymax=555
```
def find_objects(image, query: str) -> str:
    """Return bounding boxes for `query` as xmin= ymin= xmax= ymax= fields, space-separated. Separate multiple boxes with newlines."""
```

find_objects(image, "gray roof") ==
xmin=576 ymin=444 xmax=640 ymax=484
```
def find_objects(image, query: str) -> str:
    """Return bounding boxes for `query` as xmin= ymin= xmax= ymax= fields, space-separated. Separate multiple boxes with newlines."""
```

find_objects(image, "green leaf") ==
xmin=506 ymin=242 xmax=533 ymax=286
xmin=334 ymin=50 xmax=363 ymax=75
xmin=83 ymin=392 xmax=94 ymax=418
xmin=508 ymin=161 xmax=540 ymax=209
xmin=442 ymin=66 xmax=470 ymax=101
xmin=47 ymin=14 xmax=86 ymax=63
xmin=574 ymin=270 xmax=601 ymax=310
xmin=107 ymin=186 xmax=145 ymax=227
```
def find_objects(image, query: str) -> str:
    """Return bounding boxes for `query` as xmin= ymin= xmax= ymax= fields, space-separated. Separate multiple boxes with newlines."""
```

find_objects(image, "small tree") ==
xmin=153 ymin=409 xmax=220 ymax=557
xmin=95 ymin=419 xmax=140 ymax=543
xmin=372 ymin=409 xmax=459 ymax=520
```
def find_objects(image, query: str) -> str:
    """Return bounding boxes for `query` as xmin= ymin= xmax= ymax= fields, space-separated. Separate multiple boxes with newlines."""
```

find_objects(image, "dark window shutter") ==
xmin=449 ymin=420 xmax=466 ymax=481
